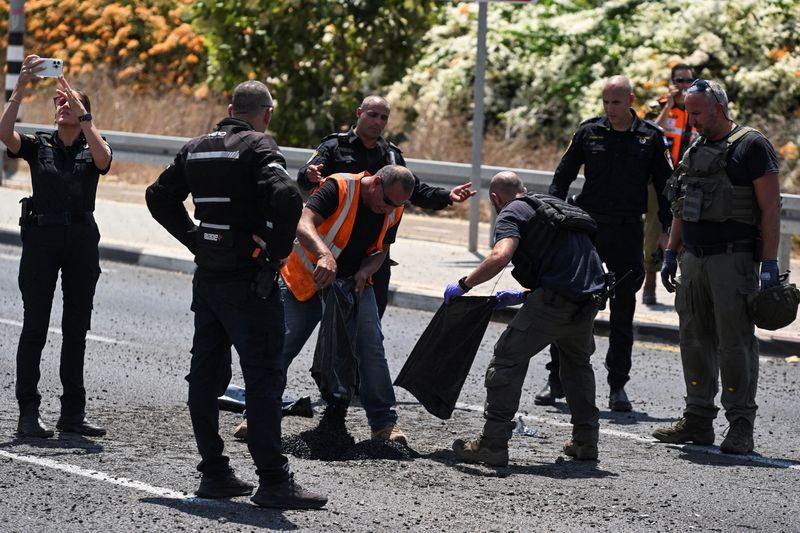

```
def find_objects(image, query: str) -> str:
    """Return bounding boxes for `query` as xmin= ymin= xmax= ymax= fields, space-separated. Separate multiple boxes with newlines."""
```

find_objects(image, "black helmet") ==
xmin=749 ymin=276 xmax=800 ymax=331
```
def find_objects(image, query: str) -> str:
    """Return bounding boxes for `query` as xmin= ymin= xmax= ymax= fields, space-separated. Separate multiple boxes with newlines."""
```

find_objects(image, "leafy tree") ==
xmin=192 ymin=0 xmax=442 ymax=146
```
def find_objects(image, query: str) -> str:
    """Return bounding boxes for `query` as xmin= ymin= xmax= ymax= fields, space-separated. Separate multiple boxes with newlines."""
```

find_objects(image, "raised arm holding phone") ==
xmin=0 ymin=54 xmax=112 ymax=439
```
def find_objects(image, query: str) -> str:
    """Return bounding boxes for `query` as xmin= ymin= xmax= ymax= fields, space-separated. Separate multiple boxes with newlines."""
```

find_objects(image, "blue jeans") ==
xmin=281 ymin=278 xmax=398 ymax=432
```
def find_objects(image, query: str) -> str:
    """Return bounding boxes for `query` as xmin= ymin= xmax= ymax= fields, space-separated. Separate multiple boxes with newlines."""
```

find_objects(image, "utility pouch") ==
xmin=682 ymin=182 xmax=704 ymax=222
xmin=18 ymin=197 xmax=33 ymax=227
xmin=252 ymin=268 xmax=278 ymax=299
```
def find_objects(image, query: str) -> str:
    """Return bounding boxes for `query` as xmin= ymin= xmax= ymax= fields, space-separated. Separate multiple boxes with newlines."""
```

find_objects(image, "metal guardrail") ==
xmin=7 ymin=123 xmax=800 ymax=269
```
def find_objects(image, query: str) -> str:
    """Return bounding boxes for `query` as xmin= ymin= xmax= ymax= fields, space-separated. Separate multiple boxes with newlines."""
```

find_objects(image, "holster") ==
xmin=251 ymin=245 xmax=282 ymax=300
xmin=18 ymin=197 xmax=33 ymax=227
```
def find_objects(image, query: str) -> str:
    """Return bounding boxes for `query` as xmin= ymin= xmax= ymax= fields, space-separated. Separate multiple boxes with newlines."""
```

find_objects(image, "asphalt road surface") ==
xmin=0 ymin=244 xmax=797 ymax=532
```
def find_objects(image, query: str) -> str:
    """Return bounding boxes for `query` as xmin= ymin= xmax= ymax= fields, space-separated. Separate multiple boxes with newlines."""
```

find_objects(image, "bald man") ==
xmin=297 ymin=95 xmax=475 ymax=318
xmin=546 ymin=75 xmax=674 ymax=412
xmin=446 ymin=171 xmax=605 ymax=465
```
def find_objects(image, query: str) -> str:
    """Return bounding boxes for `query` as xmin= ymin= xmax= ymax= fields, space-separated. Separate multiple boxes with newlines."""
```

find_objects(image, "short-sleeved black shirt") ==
xmin=681 ymin=127 xmax=780 ymax=245
xmin=8 ymin=131 xmax=111 ymax=215
xmin=305 ymin=179 xmax=400 ymax=278
xmin=494 ymin=200 xmax=605 ymax=300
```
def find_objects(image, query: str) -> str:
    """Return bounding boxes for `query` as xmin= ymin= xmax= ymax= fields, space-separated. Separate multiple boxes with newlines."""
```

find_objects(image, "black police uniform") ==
xmin=8 ymin=131 xmax=110 ymax=421
xmin=146 ymin=117 xmax=302 ymax=485
xmin=298 ymin=128 xmax=452 ymax=317
xmin=548 ymin=110 xmax=673 ymax=391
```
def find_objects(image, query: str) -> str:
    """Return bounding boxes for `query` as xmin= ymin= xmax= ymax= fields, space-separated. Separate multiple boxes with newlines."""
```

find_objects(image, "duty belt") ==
xmin=684 ymin=241 xmax=753 ymax=258
xmin=23 ymin=212 xmax=94 ymax=227
xmin=588 ymin=212 xmax=642 ymax=225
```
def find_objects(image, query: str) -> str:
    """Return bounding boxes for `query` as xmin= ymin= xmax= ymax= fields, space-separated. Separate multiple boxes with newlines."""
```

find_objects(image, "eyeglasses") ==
xmin=379 ymin=180 xmax=404 ymax=208
xmin=673 ymin=77 xmax=693 ymax=84
xmin=687 ymin=79 xmax=723 ymax=104
xmin=53 ymin=96 xmax=68 ymax=107
xmin=365 ymin=110 xmax=389 ymax=121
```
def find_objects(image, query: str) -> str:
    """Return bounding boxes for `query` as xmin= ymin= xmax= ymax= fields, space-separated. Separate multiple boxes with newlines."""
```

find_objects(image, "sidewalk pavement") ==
xmin=0 ymin=176 xmax=797 ymax=356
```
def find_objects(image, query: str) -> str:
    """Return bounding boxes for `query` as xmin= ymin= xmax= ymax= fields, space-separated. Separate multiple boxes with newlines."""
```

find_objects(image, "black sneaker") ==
xmin=56 ymin=416 xmax=106 ymax=437
xmin=17 ymin=415 xmax=54 ymax=438
xmin=196 ymin=470 xmax=254 ymax=499
xmin=608 ymin=388 xmax=632 ymax=412
xmin=251 ymin=476 xmax=327 ymax=510
xmin=534 ymin=379 xmax=564 ymax=406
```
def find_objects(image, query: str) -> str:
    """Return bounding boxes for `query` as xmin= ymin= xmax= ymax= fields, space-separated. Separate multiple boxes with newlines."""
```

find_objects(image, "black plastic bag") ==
xmin=310 ymin=279 xmax=359 ymax=405
xmin=394 ymin=296 xmax=496 ymax=419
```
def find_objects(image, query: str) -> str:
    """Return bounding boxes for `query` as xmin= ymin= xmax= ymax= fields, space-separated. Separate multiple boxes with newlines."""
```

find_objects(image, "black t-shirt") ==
xmin=305 ymin=179 xmax=400 ymax=278
xmin=681 ymin=127 xmax=780 ymax=245
xmin=8 ymin=131 xmax=112 ymax=214
xmin=494 ymin=200 xmax=605 ymax=300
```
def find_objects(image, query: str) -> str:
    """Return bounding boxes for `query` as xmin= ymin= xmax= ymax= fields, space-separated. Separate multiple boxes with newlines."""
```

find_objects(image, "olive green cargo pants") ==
xmin=676 ymin=250 xmax=760 ymax=424
xmin=482 ymin=288 xmax=599 ymax=445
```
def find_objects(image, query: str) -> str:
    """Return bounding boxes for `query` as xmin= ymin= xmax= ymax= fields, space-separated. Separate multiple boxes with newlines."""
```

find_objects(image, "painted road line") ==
xmin=0 ymin=317 xmax=133 ymax=346
xmin=0 ymin=449 xmax=194 ymax=500
xmin=454 ymin=402 xmax=800 ymax=470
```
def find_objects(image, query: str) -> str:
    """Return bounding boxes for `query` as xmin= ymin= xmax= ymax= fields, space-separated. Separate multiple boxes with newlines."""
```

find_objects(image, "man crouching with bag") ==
xmin=447 ymin=171 xmax=606 ymax=466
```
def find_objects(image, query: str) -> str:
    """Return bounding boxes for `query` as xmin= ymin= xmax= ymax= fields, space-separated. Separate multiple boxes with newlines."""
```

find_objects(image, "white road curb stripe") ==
xmin=0 ymin=317 xmax=132 ymax=345
xmin=454 ymin=402 xmax=800 ymax=470
xmin=0 ymin=449 xmax=192 ymax=500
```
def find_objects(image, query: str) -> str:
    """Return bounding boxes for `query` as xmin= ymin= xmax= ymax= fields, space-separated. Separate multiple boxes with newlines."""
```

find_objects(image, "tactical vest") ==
xmin=666 ymin=127 xmax=760 ymax=226
xmin=281 ymin=174 xmax=404 ymax=301
xmin=184 ymin=125 xmax=276 ymax=271
xmin=509 ymin=193 xmax=597 ymax=289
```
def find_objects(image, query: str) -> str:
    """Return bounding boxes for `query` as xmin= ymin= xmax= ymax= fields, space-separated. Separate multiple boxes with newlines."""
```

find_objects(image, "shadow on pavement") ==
xmin=141 ymin=496 xmax=300 ymax=530
xmin=600 ymin=410 xmax=676 ymax=425
xmin=422 ymin=449 xmax=618 ymax=480
xmin=672 ymin=444 xmax=800 ymax=470
xmin=0 ymin=433 xmax=104 ymax=454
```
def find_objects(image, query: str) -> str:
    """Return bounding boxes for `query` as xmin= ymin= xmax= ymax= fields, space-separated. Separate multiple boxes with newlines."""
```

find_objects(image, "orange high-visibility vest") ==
xmin=660 ymin=103 xmax=698 ymax=165
xmin=281 ymin=173 xmax=404 ymax=301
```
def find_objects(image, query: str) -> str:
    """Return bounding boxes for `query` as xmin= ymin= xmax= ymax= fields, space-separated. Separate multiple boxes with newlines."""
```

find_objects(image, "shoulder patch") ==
xmin=580 ymin=116 xmax=604 ymax=126
xmin=641 ymin=119 xmax=665 ymax=133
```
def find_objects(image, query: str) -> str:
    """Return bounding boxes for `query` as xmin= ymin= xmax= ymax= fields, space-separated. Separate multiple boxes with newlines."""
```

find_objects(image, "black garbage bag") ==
xmin=310 ymin=278 xmax=359 ymax=405
xmin=394 ymin=295 xmax=496 ymax=419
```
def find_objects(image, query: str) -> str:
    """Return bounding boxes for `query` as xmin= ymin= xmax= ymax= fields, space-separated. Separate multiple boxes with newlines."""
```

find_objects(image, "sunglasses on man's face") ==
xmin=379 ymin=180 xmax=404 ymax=208
xmin=673 ymin=77 xmax=693 ymax=84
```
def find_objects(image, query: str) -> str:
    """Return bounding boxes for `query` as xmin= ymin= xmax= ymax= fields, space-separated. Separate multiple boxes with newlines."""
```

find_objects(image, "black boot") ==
xmin=196 ymin=469 xmax=254 ymax=499
xmin=56 ymin=415 xmax=106 ymax=436
xmin=609 ymin=387 xmax=632 ymax=412
xmin=17 ymin=413 xmax=54 ymax=438
xmin=534 ymin=378 xmax=564 ymax=406
xmin=251 ymin=475 xmax=327 ymax=510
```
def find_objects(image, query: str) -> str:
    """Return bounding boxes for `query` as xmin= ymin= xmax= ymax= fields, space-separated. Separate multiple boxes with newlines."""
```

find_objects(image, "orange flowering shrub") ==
xmin=0 ymin=0 xmax=206 ymax=93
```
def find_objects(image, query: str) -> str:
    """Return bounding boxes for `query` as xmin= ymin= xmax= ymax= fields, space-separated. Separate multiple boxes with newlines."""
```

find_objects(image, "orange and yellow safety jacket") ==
xmin=281 ymin=173 xmax=404 ymax=302
xmin=658 ymin=99 xmax=698 ymax=165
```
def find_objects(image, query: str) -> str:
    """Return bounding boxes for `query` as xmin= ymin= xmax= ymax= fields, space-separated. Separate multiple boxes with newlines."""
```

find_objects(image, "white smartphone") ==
xmin=36 ymin=58 xmax=63 ymax=78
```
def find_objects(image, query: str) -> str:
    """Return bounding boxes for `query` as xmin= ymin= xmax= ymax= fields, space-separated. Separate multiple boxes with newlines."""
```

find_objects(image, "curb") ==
xmin=0 ymin=228 xmax=797 ymax=356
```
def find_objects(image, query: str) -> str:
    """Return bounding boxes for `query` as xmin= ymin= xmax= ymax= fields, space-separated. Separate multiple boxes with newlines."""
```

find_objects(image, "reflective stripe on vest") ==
xmin=186 ymin=151 xmax=240 ymax=160
xmin=281 ymin=174 xmax=403 ymax=301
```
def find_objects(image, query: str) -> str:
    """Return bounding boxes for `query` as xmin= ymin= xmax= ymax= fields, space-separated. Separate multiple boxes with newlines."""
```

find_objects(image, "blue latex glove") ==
xmin=760 ymin=259 xmax=779 ymax=290
xmin=660 ymin=249 xmax=678 ymax=293
xmin=444 ymin=282 xmax=466 ymax=304
xmin=494 ymin=289 xmax=527 ymax=309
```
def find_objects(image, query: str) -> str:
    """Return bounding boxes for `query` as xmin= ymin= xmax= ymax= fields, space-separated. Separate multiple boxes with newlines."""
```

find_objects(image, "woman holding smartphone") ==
xmin=0 ymin=54 xmax=112 ymax=438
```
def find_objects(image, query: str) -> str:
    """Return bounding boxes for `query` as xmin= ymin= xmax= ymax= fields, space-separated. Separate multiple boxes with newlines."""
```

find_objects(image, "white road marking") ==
xmin=454 ymin=402 xmax=800 ymax=470
xmin=0 ymin=317 xmax=132 ymax=345
xmin=0 ymin=449 xmax=195 ymax=500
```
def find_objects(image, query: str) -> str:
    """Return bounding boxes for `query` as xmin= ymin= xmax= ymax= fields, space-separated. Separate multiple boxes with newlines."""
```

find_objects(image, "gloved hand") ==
xmin=660 ymin=249 xmax=678 ymax=293
xmin=494 ymin=289 xmax=527 ymax=309
xmin=444 ymin=282 xmax=466 ymax=304
xmin=760 ymin=259 xmax=779 ymax=290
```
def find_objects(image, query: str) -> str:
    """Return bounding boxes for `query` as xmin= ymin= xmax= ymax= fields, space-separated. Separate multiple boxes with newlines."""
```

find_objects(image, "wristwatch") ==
xmin=457 ymin=276 xmax=472 ymax=292
xmin=78 ymin=113 xmax=93 ymax=122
